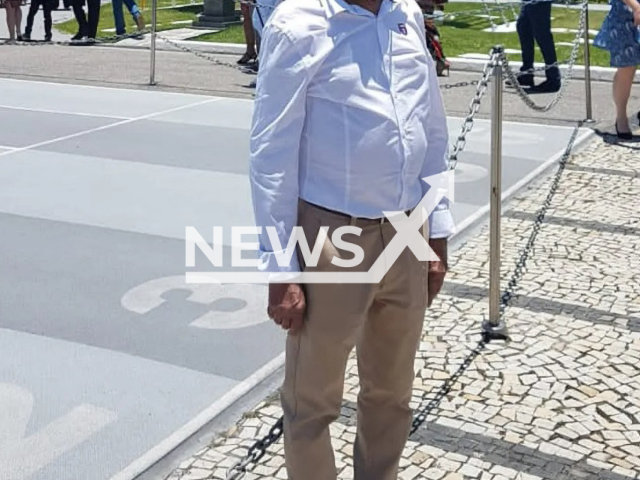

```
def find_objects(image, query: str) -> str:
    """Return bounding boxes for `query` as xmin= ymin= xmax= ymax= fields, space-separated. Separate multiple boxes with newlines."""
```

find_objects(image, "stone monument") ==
xmin=193 ymin=0 xmax=240 ymax=28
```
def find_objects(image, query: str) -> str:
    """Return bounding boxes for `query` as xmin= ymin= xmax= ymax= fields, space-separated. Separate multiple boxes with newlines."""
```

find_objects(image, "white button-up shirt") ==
xmin=250 ymin=0 xmax=455 ymax=273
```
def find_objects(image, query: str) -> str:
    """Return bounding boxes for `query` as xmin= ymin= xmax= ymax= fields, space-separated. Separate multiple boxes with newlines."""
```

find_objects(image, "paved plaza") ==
xmin=0 ymin=34 xmax=639 ymax=480
xmin=166 ymin=136 xmax=640 ymax=480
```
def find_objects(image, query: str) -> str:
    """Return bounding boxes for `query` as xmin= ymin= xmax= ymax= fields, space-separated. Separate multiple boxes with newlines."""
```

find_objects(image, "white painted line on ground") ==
xmin=0 ymin=77 xmax=213 ymax=100
xmin=0 ymin=98 xmax=221 ymax=159
xmin=108 ymin=352 xmax=285 ymax=480
xmin=0 ymin=104 xmax=133 ymax=120
xmin=0 ymin=145 xmax=17 ymax=151
xmin=451 ymin=127 xmax=594 ymax=240
xmin=0 ymin=383 xmax=117 ymax=480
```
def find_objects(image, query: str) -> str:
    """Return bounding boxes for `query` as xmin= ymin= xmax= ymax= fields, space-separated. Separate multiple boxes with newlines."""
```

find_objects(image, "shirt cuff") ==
xmin=428 ymin=209 xmax=456 ymax=239
xmin=258 ymin=249 xmax=302 ymax=282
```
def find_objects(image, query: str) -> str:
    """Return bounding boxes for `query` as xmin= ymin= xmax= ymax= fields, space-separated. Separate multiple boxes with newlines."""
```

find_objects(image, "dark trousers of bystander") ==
xmin=71 ymin=0 xmax=101 ymax=39
xmin=516 ymin=1 xmax=561 ymax=83
xmin=24 ymin=0 xmax=53 ymax=39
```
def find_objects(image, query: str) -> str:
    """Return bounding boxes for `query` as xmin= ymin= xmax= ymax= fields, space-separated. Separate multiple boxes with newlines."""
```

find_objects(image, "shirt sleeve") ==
xmin=415 ymin=13 xmax=456 ymax=239
xmin=249 ymin=24 xmax=309 ymax=274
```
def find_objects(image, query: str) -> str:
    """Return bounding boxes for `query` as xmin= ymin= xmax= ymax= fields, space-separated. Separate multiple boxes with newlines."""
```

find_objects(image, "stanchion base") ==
xmin=482 ymin=320 xmax=510 ymax=341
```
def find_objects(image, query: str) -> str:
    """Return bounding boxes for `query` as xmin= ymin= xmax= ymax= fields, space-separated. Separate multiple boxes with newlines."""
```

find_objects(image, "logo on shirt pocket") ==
xmin=398 ymin=23 xmax=408 ymax=35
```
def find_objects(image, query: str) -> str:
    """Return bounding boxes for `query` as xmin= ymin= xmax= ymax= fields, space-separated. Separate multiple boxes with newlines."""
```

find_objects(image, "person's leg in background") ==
xmin=5 ymin=1 xmax=17 ymax=41
xmin=515 ymin=3 xmax=535 ymax=86
xmin=111 ymin=0 xmax=125 ymax=35
xmin=87 ymin=0 xmax=100 ymax=39
xmin=14 ymin=0 xmax=22 ymax=39
xmin=612 ymin=66 xmax=638 ymax=136
xmin=23 ymin=0 xmax=42 ymax=40
xmin=529 ymin=1 xmax=561 ymax=89
xmin=71 ymin=0 xmax=88 ymax=39
xmin=121 ymin=0 xmax=144 ymax=32
xmin=43 ymin=0 xmax=53 ymax=40
xmin=238 ymin=3 xmax=257 ymax=64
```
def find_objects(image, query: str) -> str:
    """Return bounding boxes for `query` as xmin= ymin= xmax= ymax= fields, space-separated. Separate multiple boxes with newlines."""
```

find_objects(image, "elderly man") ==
xmin=249 ymin=0 xmax=454 ymax=477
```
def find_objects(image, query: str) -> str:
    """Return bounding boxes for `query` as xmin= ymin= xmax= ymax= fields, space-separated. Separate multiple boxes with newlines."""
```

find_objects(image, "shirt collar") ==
xmin=322 ymin=0 xmax=398 ymax=19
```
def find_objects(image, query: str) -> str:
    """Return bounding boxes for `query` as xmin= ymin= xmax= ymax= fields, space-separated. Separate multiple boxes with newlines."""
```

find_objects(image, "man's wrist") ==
xmin=428 ymin=237 xmax=448 ymax=269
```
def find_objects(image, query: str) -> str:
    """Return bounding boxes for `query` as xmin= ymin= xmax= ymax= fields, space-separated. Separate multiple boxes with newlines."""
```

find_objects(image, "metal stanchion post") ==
xmin=149 ymin=0 xmax=157 ymax=86
xmin=482 ymin=46 xmax=509 ymax=341
xmin=583 ymin=2 xmax=593 ymax=122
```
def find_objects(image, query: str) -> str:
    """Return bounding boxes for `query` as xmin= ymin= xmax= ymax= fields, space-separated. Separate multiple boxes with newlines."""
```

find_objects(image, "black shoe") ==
xmin=527 ymin=80 xmax=561 ymax=94
xmin=44 ymin=34 xmax=52 ymax=42
xmin=71 ymin=32 xmax=84 ymax=41
xmin=22 ymin=33 xmax=31 ymax=41
xmin=506 ymin=74 xmax=534 ymax=88
xmin=616 ymin=122 xmax=633 ymax=140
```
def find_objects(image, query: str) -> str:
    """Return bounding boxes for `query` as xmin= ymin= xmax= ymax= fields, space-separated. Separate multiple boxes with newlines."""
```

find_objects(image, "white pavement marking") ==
xmin=0 ymin=97 xmax=221 ymax=159
xmin=0 ymin=77 xmax=222 ymax=99
xmin=0 ymin=383 xmax=117 ymax=480
xmin=0 ymin=105 xmax=133 ymax=120
xmin=0 ymin=151 xmax=255 ymax=240
xmin=121 ymin=276 xmax=269 ymax=330
xmin=108 ymin=352 xmax=285 ymax=480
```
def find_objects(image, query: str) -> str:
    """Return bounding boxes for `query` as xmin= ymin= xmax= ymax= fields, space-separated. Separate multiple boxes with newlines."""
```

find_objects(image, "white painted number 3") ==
xmin=121 ymin=276 xmax=269 ymax=330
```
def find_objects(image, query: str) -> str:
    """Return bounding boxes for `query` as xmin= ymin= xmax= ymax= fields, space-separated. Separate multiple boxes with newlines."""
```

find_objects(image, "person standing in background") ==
xmin=3 ymin=0 xmax=24 ymax=42
xmin=511 ymin=0 xmax=561 ymax=93
xmin=238 ymin=1 xmax=258 ymax=65
xmin=23 ymin=0 xmax=53 ymax=41
xmin=70 ymin=0 xmax=100 ymax=41
xmin=593 ymin=0 xmax=640 ymax=139
xmin=246 ymin=0 xmax=280 ymax=86
xmin=417 ymin=0 xmax=450 ymax=76
xmin=111 ymin=0 xmax=145 ymax=37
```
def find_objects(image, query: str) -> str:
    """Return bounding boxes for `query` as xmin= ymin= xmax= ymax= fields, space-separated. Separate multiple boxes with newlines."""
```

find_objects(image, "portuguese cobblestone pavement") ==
xmin=165 ymin=135 xmax=640 ymax=480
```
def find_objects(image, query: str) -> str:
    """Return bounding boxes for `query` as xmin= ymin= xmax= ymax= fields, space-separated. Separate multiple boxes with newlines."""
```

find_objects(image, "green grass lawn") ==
xmin=194 ymin=3 xmax=611 ymax=66
xmin=438 ymin=3 xmax=609 ymax=66
xmin=55 ymin=1 xmax=612 ymax=67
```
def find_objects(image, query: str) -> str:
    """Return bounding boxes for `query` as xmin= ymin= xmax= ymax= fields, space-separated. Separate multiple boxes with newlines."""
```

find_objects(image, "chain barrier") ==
xmin=411 ymin=126 xmax=584 ymax=437
xmin=223 ymin=112 xmax=584 ymax=480
xmin=499 ymin=121 xmax=582 ymax=315
xmin=410 ymin=335 xmax=490 ymax=435
xmin=225 ymin=417 xmax=284 ymax=480
xmin=154 ymin=33 xmax=253 ymax=72
xmin=500 ymin=0 xmax=587 ymax=112
xmin=447 ymin=51 xmax=497 ymax=170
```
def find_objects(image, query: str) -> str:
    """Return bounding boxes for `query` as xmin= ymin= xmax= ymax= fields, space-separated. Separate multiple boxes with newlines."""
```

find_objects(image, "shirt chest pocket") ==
xmin=387 ymin=23 xmax=430 ymax=68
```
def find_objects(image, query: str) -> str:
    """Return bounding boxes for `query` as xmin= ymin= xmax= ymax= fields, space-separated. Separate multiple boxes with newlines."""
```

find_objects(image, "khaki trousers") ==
xmin=282 ymin=201 xmax=429 ymax=480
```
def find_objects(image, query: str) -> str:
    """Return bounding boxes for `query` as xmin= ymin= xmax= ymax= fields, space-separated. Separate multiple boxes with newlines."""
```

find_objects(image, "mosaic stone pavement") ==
xmin=165 ymin=136 xmax=640 ymax=480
